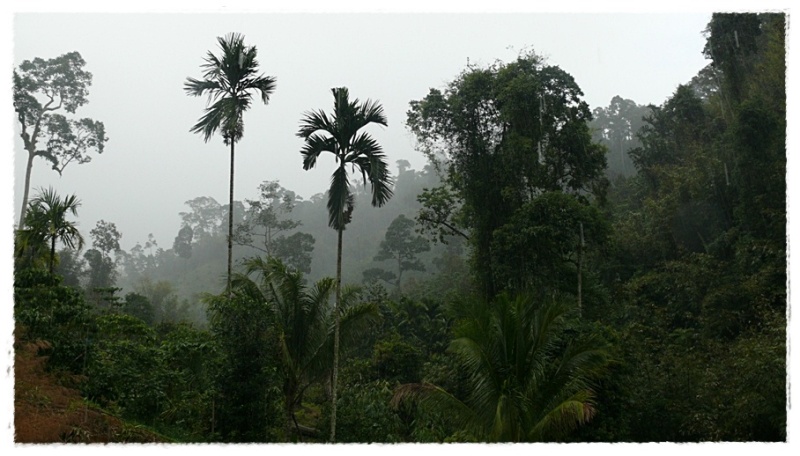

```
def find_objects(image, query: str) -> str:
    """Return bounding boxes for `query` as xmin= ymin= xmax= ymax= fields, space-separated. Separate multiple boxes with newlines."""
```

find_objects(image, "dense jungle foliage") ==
xmin=13 ymin=13 xmax=786 ymax=442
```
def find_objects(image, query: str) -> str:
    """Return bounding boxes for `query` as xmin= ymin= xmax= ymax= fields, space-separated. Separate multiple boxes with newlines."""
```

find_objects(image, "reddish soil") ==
xmin=14 ymin=336 xmax=164 ymax=444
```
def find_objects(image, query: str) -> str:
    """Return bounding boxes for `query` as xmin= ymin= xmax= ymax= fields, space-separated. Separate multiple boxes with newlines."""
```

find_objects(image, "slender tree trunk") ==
xmin=50 ymin=234 xmax=56 ymax=275
xmin=578 ymin=222 xmax=584 ymax=317
xmin=19 ymin=97 xmax=56 ymax=230
xmin=291 ymin=412 xmax=304 ymax=442
xmin=284 ymin=386 xmax=295 ymax=441
xmin=228 ymin=141 xmax=235 ymax=298
xmin=396 ymin=255 xmax=403 ymax=290
xmin=211 ymin=396 xmax=215 ymax=437
xmin=285 ymin=406 xmax=293 ymax=441
xmin=330 ymin=226 xmax=343 ymax=443
xmin=82 ymin=330 xmax=88 ymax=422
xmin=19 ymin=151 xmax=35 ymax=230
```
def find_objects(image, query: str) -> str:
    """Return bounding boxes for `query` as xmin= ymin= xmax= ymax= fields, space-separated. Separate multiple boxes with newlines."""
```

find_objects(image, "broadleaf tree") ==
xmin=84 ymin=219 xmax=122 ymax=291
xmin=233 ymin=180 xmax=316 ymax=273
xmin=373 ymin=214 xmax=430 ymax=289
xmin=407 ymin=51 xmax=608 ymax=299
xmin=14 ymin=51 xmax=108 ymax=229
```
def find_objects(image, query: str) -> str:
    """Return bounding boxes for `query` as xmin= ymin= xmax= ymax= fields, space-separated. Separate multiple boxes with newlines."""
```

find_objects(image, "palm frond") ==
xmin=338 ymin=301 xmax=381 ymax=349
xmin=295 ymin=280 xmax=335 ymax=384
xmin=526 ymin=391 xmax=596 ymax=441
xmin=62 ymin=193 xmax=81 ymax=217
xmin=232 ymin=256 xmax=346 ymax=412
xmin=449 ymin=336 xmax=506 ymax=430
xmin=183 ymin=78 xmax=221 ymax=98
xmin=186 ymin=32 xmax=275 ymax=144
xmin=348 ymin=137 xmax=394 ymax=206
xmin=555 ymin=333 xmax=612 ymax=380
xmin=326 ymin=165 xmax=351 ymax=230
xmin=297 ymin=109 xmax=336 ymax=140
xmin=25 ymin=186 xmax=84 ymax=259
xmin=331 ymin=87 xmax=354 ymax=125
xmin=16 ymin=204 xmax=50 ymax=261
xmin=302 ymin=293 xmax=379 ymax=382
xmin=358 ymin=97 xmax=388 ymax=127
xmin=189 ymin=97 xmax=227 ymax=142
xmin=58 ymin=225 xmax=83 ymax=250
xmin=273 ymin=267 xmax=304 ymax=322
xmin=392 ymin=383 xmax=479 ymax=435
xmin=306 ymin=277 xmax=336 ymax=309
xmin=240 ymin=255 xmax=272 ymax=277
xmin=300 ymin=133 xmax=336 ymax=170
xmin=245 ymin=75 xmax=277 ymax=103
xmin=229 ymin=270 xmax=267 ymax=304
xmin=422 ymin=292 xmax=611 ymax=441
xmin=527 ymin=297 xmax=571 ymax=372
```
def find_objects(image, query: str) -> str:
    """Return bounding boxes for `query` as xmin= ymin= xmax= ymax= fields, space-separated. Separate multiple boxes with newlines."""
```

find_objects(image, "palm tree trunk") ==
xmin=18 ymin=151 xmax=35 ymax=230
xmin=211 ymin=396 xmax=216 ymax=437
xmin=285 ymin=407 xmax=293 ymax=441
xmin=330 ymin=226 xmax=343 ymax=443
xmin=50 ymin=234 xmax=56 ymax=275
xmin=228 ymin=141 xmax=235 ymax=298
xmin=578 ymin=222 xmax=584 ymax=317
xmin=291 ymin=412 xmax=304 ymax=442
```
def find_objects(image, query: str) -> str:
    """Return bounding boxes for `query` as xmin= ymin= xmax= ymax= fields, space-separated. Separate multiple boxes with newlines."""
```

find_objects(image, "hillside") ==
xmin=14 ymin=332 xmax=166 ymax=444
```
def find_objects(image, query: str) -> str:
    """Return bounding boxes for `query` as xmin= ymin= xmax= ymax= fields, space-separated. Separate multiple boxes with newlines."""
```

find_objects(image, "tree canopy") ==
xmin=408 ymin=51 xmax=607 ymax=298
xmin=12 ymin=13 xmax=786 ymax=444
xmin=14 ymin=51 xmax=107 ymax=229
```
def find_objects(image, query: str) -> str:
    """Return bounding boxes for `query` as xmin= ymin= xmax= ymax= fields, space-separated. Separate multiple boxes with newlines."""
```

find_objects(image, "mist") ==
xmin=11 ymin=12 xmax=711 ymax=252
xmin=8 ymin=6 xmax=792 ymax=445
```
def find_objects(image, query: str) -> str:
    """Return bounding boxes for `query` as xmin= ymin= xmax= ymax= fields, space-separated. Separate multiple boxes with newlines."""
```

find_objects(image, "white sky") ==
xmin=2 ymin=1 xmax=798 ymax=453
xmin=7 ymin=9 xmax=717 ymax=251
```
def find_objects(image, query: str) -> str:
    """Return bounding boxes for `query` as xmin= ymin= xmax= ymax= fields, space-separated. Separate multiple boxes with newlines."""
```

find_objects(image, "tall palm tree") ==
xmin=226 ymin=256 xmax=379 ymax=440
xmin=185 ymin=32 xmax=277 ymax=295
xmin=392 ymin=293 xmax=611 ymax=442
xmin=297 ymin=87 xmax=392 ymax=442
xmin=21 ymin=187 xmax=85 ymax=274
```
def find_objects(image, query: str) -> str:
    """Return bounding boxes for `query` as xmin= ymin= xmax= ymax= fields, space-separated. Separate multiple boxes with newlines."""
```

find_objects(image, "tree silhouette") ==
xmin=185 ymin=33 xmax=277 ymax=295
xmin=297 ymin=87 xmax=392 ymax=441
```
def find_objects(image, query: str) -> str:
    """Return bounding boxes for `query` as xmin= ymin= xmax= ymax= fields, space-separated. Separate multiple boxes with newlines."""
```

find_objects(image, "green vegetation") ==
xmin=17 ymin=187 xmax=84 ymax=274
xmin=13 ymin=13 xmax=786 ymax=443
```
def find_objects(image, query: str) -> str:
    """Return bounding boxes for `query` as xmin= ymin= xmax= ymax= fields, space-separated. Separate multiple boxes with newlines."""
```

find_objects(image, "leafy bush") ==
xmin=14 ymin=268 xmax=94 ymax=373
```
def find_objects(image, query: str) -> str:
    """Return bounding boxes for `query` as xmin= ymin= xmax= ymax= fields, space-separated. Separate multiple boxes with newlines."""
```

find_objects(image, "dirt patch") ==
xmin=14 ymin=336 xmax=165 ymax=444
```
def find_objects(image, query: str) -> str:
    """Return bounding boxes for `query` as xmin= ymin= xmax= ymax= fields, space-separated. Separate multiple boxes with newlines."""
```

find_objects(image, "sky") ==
xmin=5 ymin=8 xmax=719 ymax=252
xmin=2 ymin=1 xmax=798 ymax=452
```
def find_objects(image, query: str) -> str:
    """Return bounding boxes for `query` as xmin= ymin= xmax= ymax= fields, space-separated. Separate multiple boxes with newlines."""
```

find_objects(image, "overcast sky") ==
xmin=7 ymin=10 xmax=720 ymax=251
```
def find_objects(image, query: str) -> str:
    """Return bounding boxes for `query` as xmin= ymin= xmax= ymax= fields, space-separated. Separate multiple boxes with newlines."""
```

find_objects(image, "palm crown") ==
xmin=223 ymin=256 xmax=379 ymax=437
xmin=393 ymin=293 xmax=611 ymax=442
xmin=21 ymin=186 xmax=84 ymax=274
xmin=185 ymin=33 xmax=276 ymax=144
xmin=185 ymin=32 xmax=276 ymax=295
xmin=297 ymin=87 xmax=393 ymax=230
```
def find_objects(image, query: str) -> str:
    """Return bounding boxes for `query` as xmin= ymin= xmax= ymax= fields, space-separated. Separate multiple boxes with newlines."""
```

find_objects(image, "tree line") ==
xmin=13 ymin=13 xmax=786 ymax=442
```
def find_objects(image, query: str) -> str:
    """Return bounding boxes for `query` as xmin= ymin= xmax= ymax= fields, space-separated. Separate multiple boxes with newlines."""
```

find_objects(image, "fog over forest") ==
xmin=11 ymin=12 xmax=711 ymax=251
xmin=6 ymin=6 xmax=794 ymax=448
